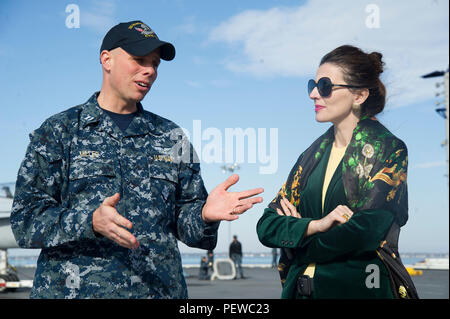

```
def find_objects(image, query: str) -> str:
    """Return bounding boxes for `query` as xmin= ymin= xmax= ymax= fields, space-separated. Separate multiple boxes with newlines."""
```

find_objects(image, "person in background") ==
xmin=229 ymin=235 xmax=245 ymax=279
xmin=198 ymin=256 xmax=210 ymax=280
xmin=272 ymin=248 xmax=278 ymax=269
xmin=257 ymin=45 xmax=409 ymax=299
xmin=207 ymin=250 xmax=214 ymax=270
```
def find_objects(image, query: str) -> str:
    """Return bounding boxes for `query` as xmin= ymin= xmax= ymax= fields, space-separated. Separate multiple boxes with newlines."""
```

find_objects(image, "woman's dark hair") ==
xmin=320 ymin=45 xmax=386 ymax=117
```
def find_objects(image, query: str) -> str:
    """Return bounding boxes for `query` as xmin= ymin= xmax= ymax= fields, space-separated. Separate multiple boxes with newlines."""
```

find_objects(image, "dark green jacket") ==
xmin=257 ymin=118 xmax=408 ymax=299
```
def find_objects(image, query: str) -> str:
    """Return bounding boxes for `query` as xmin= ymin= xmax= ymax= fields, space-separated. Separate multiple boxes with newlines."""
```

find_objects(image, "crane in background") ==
xmin=422 ymin=68 xmax=449 ymax=181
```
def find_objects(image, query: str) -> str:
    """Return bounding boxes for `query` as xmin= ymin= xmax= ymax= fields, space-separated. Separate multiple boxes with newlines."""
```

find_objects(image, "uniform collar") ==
xmin=80 ymin=92 xmax=104 ymax=128
xmin=80 ymin=92 xmax=163 ymax=137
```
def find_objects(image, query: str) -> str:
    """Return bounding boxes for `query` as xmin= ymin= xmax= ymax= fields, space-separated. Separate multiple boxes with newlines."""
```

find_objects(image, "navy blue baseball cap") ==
xmin=100 ymin=20 xmax=175 ymax=61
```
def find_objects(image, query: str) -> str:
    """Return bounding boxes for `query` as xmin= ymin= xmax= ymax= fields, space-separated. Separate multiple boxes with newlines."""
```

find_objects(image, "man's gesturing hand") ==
xmin=92 ymin=193 xmax=139 ymax=250
xmin=202 ymin=174 xmax=264 ymax=222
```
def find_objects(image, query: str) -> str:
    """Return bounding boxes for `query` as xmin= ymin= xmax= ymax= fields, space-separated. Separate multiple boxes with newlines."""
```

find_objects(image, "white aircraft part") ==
xmin=0 ymin=197 xmax=18 ymax=249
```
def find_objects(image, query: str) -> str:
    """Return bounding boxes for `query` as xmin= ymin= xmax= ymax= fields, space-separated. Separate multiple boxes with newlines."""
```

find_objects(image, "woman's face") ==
xmin=309 ymin=63 xmax=358 ymax=125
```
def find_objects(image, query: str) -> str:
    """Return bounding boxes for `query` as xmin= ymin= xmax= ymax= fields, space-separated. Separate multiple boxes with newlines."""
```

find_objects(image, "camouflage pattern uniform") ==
xmin=11 ymin=92 xmax=219 ymax=298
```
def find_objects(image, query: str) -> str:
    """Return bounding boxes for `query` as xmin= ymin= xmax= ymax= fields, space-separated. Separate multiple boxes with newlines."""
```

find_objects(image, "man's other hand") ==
xmin=92 ymin=193 xmax=139 ymax=250
xmin=202 ymin=174 xmax=264 ymax=222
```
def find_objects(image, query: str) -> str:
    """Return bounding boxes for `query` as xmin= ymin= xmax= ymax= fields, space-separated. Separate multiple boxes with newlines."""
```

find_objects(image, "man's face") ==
xmin=104 ymin=47 xmax=161 ymax=103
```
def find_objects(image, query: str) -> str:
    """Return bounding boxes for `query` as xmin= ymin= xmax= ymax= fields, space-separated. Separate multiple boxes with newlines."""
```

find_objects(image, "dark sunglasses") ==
xmin=308 ymin=77 xmax=364 ymax=97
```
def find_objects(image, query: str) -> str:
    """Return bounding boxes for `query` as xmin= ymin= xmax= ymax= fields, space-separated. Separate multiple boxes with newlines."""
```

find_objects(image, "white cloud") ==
xmin=210 ymin=79 xmax=232 ymax=88
xmin=81 ymin=0 xmax=117 ymax=34
xmin=192 ymin=56 xmax=208 ymax=65
xmin=186 ymin=81 xmax=202 ymax=88
xmin=173 ymin=16 xmax=197 ymax=35
xmin=208 ymin=0 xmax=449 ymax=108
xmin=413 ymin=161 xmax=447 ymax=169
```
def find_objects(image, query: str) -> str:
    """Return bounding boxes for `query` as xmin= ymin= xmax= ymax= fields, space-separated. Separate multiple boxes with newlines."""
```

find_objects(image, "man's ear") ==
xmin=100 ymin=50 xmax=113 ymax=71
xmin=354 ymin=88 xmax=370 ymax=105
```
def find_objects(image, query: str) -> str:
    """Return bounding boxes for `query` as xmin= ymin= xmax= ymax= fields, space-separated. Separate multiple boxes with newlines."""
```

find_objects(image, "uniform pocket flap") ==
xmin=149 ymin=161 xmax=178 ymax=183
xmin=32 ymin=141 xmax=63 ymax=163
xmin=69 ymin=161 xmax=116 ymax=180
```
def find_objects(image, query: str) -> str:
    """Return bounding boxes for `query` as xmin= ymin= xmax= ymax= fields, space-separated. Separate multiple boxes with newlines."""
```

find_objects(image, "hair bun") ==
xmin=369 ymin=52 xmax=384 ymax=74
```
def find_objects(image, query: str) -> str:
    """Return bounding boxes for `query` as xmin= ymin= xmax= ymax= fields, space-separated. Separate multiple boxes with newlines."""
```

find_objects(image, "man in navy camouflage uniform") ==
xmin=10 ymin=21 xmax=263 ymax=299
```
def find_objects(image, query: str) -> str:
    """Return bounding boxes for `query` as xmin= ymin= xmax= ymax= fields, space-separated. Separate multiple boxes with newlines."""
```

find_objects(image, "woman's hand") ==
xmin=307 ymin=205 xmax=354 ymax=236
xmin=276 ymin=197 xmax=301 ymax=218
xmin=275 ymin=198 xmax=353 ymax=237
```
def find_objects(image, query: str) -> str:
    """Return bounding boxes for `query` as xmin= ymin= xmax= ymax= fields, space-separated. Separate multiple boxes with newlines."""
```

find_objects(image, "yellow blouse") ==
xmin=304 ymin=143 xmax=347 ymax=278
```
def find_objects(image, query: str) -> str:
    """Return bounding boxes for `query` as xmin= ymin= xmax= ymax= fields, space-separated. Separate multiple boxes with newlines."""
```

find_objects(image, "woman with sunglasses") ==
xmin=257 ymin=45 xmax=409 ymax=299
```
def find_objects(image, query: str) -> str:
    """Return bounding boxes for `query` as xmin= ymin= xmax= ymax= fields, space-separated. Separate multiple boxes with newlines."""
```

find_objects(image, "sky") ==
xmin=0 ymin=0 xmax=448 ymax=255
